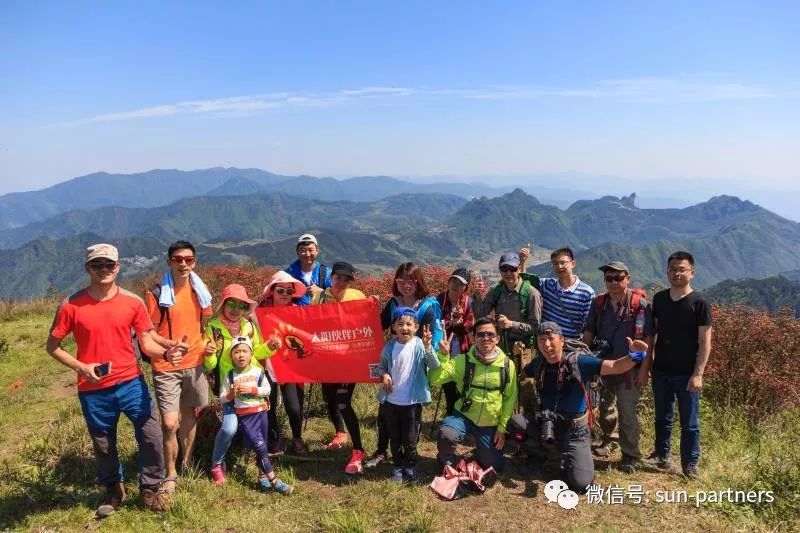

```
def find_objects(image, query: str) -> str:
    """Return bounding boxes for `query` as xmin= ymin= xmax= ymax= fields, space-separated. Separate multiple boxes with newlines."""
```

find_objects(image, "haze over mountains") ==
xmin=2 ymin=168 xmax=799 ymax=299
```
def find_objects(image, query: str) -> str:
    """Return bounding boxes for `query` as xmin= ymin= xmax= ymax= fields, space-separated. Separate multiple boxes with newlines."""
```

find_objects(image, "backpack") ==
xmin=489 ymin=272 xmax=540 ymax=346
xmin=460 ymin=354 xmax=511 ymax=408
xmin=527 ymin=340 xmax=598 ymax=426
xmin=226 ymin=368 xmax=269 ymax=410
xmin=416 ymin=296 xmax=445 ymax=347
xmin=593 ymin=288 xmax=647 ymax=340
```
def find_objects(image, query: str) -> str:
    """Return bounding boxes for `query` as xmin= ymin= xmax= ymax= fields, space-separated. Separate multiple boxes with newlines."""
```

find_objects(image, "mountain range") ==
xmin=2 ymin=168 xmax=800 ymax=299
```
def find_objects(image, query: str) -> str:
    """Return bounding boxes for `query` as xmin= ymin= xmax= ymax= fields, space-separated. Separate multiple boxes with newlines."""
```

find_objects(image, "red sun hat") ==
xmin=217 ymin=283 xmax=256 ymax=313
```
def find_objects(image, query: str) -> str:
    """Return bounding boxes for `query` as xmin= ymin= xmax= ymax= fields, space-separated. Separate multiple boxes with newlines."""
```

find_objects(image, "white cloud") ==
xmin=51 ymin=78 xmax=778 ymax=127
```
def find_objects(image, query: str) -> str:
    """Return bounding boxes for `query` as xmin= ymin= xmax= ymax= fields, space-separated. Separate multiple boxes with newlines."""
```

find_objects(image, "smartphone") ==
xmin=96 ymin=362 xmax=112 ymax=378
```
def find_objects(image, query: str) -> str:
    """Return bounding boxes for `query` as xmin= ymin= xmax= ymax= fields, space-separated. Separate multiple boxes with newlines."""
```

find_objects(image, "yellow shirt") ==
xmin=311 ymin=287 xmax=366 ymax=304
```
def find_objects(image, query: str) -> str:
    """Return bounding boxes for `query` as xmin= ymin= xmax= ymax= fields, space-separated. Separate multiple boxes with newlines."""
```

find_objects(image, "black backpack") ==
xmin=459 ymin=354 xmax=511 ymax=411
xmin=526 ymin=340 xmax=599 ymax=426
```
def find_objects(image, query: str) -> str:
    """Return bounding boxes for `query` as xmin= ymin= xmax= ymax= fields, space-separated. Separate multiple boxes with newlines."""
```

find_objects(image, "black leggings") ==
xmin=266 ymin=373 xmax=281 ymax=446
xmin=265 ymin=375 xmax=305 ymax=443
xmin=384 ymin=402 xmax=422 ymax=467
xmin=280 ymin=383 xmax=305 ymax=440
xmin=375 ymin=384 xmax=458 ymax=455
xmin=322 ymin=383 xmax=363 ymax=451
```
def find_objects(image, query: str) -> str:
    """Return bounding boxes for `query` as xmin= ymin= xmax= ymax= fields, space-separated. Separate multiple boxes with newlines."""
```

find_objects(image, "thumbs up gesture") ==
xmin=165 ymin=334 xmax=190 ymax=366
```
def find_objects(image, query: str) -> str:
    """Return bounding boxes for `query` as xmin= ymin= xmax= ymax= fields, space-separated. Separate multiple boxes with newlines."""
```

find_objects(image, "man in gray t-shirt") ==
xmin=583 ymin=261 xmax=653 ymax=474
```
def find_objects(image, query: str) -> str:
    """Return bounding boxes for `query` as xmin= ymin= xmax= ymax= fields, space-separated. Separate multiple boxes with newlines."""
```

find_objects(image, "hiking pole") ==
xmin=429 ymin=386 xmax=443 ymax=438
xmin=303 ymin=382 xmax=314 ymax=431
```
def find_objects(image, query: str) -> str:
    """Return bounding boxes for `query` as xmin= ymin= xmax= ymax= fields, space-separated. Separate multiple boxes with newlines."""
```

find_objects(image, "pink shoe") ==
xmin=210 ymin=464 xmax=225 ymax=486
xmin=345 ymin=449 xmax=365 ymax=475
xmin=325 ymin=432 xmax=349 ymax=450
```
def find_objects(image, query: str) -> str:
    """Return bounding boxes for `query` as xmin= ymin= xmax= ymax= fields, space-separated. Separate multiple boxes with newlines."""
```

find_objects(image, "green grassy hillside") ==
xmin=0 ymin=301 xmax=797 ymax=532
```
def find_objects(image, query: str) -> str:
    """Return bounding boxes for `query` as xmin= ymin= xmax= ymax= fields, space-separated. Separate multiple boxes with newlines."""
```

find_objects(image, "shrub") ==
xmin=705 ymin=304 xmax=800 ymax=421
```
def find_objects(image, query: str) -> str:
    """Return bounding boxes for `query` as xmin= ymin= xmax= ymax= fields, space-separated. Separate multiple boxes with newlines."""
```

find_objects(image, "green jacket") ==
xmin=203 ymin=316 xmax=274 ymax=380
xmin=428 ymin=346 xmax=518 ymax=432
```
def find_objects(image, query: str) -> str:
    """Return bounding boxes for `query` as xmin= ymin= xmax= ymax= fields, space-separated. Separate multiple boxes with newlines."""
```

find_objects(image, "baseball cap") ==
xmin=449 ymin=268 xmax=470 ymax=286
xmin=499 ymin=252 xmax=520 ymax=269
xmin=392 ymin=306 xmax=418 ymax=322
xmin=297 ymin=233 xmax=318 ymax=246
xmin=86 ymin=243 xmax=119 ymax=263
xmin=332 ymin=261 xmax=356 ymax=279
xmin=230 ymin=336 xmax=254 ymax=352
xmin=537 ymin=321 xmax=563 ymax=336
xmin=599 ymin=261 xmax=630 ymax=274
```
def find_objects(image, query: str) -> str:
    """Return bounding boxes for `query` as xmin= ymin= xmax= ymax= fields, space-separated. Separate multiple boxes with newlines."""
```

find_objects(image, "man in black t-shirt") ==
xmin=639 ymin=251 xmax=712 ymax=478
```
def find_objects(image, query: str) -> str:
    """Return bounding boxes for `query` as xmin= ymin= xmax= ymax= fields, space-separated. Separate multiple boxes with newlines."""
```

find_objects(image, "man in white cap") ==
xmin=46 ymin=244 xmax=188 ymax=517
xmin=285 ymin=233 xmax=331 ymax=306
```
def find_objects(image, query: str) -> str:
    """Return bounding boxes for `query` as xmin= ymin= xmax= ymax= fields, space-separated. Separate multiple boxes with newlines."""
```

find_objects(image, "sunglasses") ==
xmin=225 ymin=300 xmax=249 ymax=310
xmin=500 ymin=266 xmax=518 ymax=273
xmin=170 ymin=255 xmax=195 ymax=264
xmin=273 ymin=286 xmax=295 ymax=296
xmin=604 ymin=274 xmax=627 ymax=283
xmin=88 ymin=260 xmax=118 ymax=271
xmin=476 ymin=331 xmax=497 ymax=339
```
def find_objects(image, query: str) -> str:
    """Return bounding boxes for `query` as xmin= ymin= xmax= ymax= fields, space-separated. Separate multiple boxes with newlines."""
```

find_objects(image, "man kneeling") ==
xmin=428 ymin=317 xmax=518 ymax=473
xmin=507 ymin=322 xmax=647 ymax=492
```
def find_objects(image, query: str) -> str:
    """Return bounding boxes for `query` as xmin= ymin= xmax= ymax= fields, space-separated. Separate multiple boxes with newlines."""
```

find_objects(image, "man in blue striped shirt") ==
xmin=538 ymin=248 xmax=595 ymax=339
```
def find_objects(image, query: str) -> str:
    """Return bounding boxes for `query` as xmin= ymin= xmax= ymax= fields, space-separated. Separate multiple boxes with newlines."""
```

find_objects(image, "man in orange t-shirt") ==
xmin=47 ymin=243 xmax=188 ymax=516
xmin=145 ymin=240 xmax=213 ymax=492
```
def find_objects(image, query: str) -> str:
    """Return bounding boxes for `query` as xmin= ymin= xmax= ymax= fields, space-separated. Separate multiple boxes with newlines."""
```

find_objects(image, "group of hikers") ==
xmin=46 ymin=232 xmax=712 ymax=516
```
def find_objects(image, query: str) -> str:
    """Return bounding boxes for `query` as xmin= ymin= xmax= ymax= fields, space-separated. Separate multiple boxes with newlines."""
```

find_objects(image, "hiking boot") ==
xmin=402 ymin=467 xmax=418 ymax=483
xmin=268 ymin=440 xmax=285 ymax=457
xmin=325 ymin=432 xmax=349 ymax=450
xmin=364 ymin=451 xmax=387 ymax=469
xmin=288 ymin=438 xmax=309 ymax=457
xmin=141 ymin=486 xmax=171 ymax=512
xmin=645 ymin=452 xmax=673 ymax=470
xmin=389 ymin=467 xmax=404 ymax=482
xmin=593 ymin=440 xmax=618 ymax=457
xmin=618 ymin=455 xmax=637 ymax=474
xmin=682 ymin=464 xmax=699 ymax=479
xmin=344 ymin=449 xmax=364 ymax=475
xmin=96 ymin=482 xmax=126 ymax=518
xmin=210 ymin=464 xmax=225 ymax=486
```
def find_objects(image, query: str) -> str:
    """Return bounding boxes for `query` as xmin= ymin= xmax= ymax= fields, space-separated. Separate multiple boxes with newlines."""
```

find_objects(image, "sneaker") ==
xmin=96 ymin=482 xmax=125 ymax=518
xmin=402 ymin=467 xmax=418 ymax=483
xmin=618 ymin=455 xmax=637 ymax=474
xmin=141 ymin=487 xmax=171 ymax=512
xmin=210 ymin=464 xmax=226 ymax=486
xmin=270 ymin=477 xmax=295 ymax=496
xmin=344 ymin=449 xmax=365 ymax=475
xmin=288 ymin=438 xmax=309 ymax=457
xmin=682 ymin=464 xmax=699 ymax=479
xmin=645 ymin=451 xmax=673 ymax=470
xmin=325 ymin=432 xmax=349 ymax=450
xmin=389 ymin=467 xmax=404 ymax=482
xmin=364 ymin=451 xmax=387 ymax=469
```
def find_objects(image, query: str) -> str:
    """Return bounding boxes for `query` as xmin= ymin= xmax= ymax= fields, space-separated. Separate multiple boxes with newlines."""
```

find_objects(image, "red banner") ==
xmin=254 ymin=299 xmax=384 ymax=383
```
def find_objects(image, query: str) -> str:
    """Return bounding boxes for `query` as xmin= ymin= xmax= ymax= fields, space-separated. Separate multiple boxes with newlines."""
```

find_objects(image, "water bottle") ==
xmin=634 ymin=307 xmax=645 ymax=339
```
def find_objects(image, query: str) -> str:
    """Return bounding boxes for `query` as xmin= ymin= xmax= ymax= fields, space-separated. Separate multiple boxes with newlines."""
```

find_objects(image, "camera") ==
xmin=535 ymin=409 xmax=559 ymax=447
xmin=592 ymin=338 xmax=613 ymax=358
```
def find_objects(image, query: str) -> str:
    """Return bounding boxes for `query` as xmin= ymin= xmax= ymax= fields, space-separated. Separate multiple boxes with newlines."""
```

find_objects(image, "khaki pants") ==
xmin=598 ymin=373 xmax=641 ymax=459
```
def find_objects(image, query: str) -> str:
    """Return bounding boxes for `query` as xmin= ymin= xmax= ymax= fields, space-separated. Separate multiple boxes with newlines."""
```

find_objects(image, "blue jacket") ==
xmin=377 ymin=337 xmax=441 ymax=405
xmin=285 ymin=260 xmax=332 ymax=306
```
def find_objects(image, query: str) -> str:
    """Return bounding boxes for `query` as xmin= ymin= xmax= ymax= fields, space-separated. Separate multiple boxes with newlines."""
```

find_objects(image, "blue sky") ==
xmin=1 ymin=0 xmax=798 ymax=196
